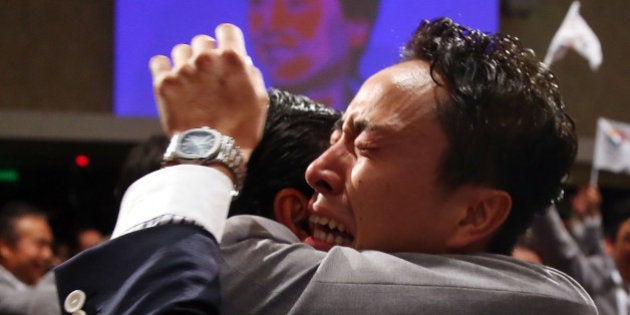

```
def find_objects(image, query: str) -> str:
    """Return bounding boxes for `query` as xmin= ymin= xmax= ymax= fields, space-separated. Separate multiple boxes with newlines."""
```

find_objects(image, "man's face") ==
xmin=0 ymin=215 xmax=53 ymax=285
xmin=247 ymin=0 xmax=353 ymax=87
xmin=610 ymin=219 xmax=630 ymax=282
xmin=304 ymin=60 xmax=471 ymax=253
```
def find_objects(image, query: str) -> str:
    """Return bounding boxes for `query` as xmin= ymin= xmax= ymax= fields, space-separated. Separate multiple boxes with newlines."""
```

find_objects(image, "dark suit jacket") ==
xmin=55 ymin=224 xmax=220 ymax=314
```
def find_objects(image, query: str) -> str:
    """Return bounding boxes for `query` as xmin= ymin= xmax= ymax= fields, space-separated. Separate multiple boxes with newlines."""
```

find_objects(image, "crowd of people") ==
xmin=514 ymin=185 xmax=630 ymax=314
xmin=1 ymin=6 xmax=628 ymax=315
xmin=0 ymin=201 xmax=108 ymax=314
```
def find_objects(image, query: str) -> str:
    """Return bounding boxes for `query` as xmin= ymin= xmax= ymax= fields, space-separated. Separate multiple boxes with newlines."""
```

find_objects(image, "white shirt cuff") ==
xmin=110 ymin=165 xmax=232 ymax=240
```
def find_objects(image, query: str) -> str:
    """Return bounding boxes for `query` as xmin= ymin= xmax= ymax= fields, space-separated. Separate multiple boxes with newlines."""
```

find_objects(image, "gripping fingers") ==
xmin=216 ymin=23 xmax=247 ymax=57
xmin=191 ymin=35 xmax=216 ymax=56
xmin=171 ymin=44 xmax=193 ymax=69
xmin=149 ymin=55 xmax=172 ymax=81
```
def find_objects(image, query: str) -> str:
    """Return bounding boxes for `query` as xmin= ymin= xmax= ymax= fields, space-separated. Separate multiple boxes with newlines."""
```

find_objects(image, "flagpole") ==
xmin=589 ymin=117 xmax=602 ymax=187
xmin=589 ymin=166 xmax=599 ymax=187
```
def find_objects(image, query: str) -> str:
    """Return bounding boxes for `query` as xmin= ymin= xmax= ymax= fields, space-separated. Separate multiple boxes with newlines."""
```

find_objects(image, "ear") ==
xmin=273 ymin=188 xmax=310 ymax=241
xmin=604 ymin=236 xmax=615 ymax=256
xmin=347 ymin=19 xmax=371 ymax=48
xmin=446 ymin=188 xmax=512 ymax=253
xmin=0 ymin=239 xmax=12 ymax=260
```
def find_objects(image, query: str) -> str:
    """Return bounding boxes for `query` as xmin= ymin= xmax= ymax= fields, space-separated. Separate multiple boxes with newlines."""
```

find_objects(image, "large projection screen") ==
xmin=114 ymin=0 xmax=498 ymax=116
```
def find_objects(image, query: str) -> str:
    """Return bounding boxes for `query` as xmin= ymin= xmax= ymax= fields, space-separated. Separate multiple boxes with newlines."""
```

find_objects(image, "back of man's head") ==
xmin=401 ymin=18 xmax=577 ymax=254
xmin=0 ymin=201 xmax=53 ymax=285
xmin=229 ymin=89 xmax=341 ymax=219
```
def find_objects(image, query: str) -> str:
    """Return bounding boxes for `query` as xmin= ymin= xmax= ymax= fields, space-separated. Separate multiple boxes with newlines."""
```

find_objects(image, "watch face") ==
xmin=179 ymin=129 xmax=220 ymax=159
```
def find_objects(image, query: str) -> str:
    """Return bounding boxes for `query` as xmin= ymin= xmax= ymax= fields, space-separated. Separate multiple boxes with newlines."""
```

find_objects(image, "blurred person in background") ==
xmin=75 ymin=227 xmax=107 ymax=253
xmin=527 ymin=186 xmax=630 ymax=315
xmin=0 ymin=201 xmax=59 ymax=314
xmin=604 ymin=197 xmax=630 ymax=284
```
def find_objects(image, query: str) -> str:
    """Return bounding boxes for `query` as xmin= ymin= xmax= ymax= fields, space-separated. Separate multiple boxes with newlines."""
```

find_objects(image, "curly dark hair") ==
xmin=229 ymin=89 xmax=341 ymax=218
xmin=402 ymin=18 xmax=577 ymax=254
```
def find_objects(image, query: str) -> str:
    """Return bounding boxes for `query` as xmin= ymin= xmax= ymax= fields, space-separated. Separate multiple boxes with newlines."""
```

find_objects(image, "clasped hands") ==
xmin=150 ymin=23 xmax=269 ymax=162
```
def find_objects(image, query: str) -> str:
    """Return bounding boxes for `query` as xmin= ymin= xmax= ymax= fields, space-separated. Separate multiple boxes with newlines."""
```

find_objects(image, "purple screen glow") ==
xmin=114 ymin=0 xmax=499 ymax=116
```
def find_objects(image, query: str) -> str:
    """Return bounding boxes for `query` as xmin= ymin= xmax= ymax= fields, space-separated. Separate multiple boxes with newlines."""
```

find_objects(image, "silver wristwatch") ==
xmin=163 ymin=127 xmax=246 ymax=196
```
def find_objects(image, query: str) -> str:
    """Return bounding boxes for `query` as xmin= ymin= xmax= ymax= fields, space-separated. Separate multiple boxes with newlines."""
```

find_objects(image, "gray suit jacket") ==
xmin=0 ymin=270 xmax=60 ymax=315
xmin=221 ymin=215 xmax=597 ymax=314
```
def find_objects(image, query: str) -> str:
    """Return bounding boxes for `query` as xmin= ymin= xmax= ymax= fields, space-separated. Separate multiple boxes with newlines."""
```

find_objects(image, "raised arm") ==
xmin=111 ymin=23 xmax=269 ymax=239
xmin=55 ymin=24 xmax=269 ymax=315
xmin=150 ymin=23 xmax=268 ymax=162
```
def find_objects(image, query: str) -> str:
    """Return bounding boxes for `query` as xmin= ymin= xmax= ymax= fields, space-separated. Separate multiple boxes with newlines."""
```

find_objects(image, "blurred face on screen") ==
xmin=247 ymin=0 xmax=354 ymax=88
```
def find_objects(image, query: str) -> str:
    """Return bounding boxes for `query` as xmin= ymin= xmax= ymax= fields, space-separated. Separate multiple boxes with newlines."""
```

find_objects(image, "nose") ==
xmin=269 ymin=0 xmax=292 ymax=30
xmin=305 ymin=143 xmax=346 ymax=196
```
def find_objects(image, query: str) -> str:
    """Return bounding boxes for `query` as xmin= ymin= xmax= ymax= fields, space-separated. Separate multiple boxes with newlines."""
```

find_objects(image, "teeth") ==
xmin=309 ymin=215 xmax=349 ymax=237
xmin=328 ymin=220 xmax=337 ymax=229
xmin=311 ymin=226 xmax=351 ymax=246
xmin=315 ymin=230 xmax=325 ymax=240
xmin=308 ymin=214 xmax=351 ymax=245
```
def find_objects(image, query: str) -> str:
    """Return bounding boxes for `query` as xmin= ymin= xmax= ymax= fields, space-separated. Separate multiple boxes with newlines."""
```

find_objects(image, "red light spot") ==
xmin=75 ymin=154 xmax=89 ymax=168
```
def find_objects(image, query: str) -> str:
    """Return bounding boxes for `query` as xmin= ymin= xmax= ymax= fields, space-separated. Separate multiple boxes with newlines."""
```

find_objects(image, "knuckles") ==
xmin=176 ymin=64 xmax=196 ymax=78
xmin=220 ymin=49 xmax=246 ymax=67
xmin=194 ymin=52 xmax=214 ymax=70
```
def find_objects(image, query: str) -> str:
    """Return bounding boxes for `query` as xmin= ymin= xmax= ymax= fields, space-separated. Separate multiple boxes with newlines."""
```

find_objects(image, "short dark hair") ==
xmin=0 ymin=201 xmax=47 ymax=247
xmin=604 ymin=198 xmax=630 ymax=241
xmin=229 ymin=89 xmax=341 ymax=218
xmin=402 ymin=18 xmax=577 ymax=254
xmin=114 ymin=134 xmax=169 ymax=203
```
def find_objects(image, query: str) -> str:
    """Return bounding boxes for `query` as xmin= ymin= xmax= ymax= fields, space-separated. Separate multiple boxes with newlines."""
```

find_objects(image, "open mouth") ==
xmin=308 ymin=214 xmax=354 ymax=248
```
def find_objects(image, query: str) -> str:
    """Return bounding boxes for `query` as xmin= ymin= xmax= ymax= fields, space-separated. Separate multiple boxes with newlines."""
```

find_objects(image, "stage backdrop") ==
xmin=114 ymin=0 xmax=498 ymax=116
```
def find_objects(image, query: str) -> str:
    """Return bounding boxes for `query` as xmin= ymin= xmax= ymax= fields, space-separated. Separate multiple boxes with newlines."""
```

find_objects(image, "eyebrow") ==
xmin=350 ymin=119 xmax=369 ymax=135
xmin=347 ymin=118 xmax=393 ymax=136
xmin=337 ymin=115 xmax=396 ymax=140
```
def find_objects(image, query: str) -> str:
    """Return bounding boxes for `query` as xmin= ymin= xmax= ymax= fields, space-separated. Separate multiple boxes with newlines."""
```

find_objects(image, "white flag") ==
xmin=592 ymin=117 xmax=630 ymax=174
xmin=544 ymin=1 xmax=602 ymax=71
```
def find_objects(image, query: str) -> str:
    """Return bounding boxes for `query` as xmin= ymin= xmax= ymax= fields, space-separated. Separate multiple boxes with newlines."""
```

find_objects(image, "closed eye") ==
xmin=354 ymin=137 xmax=379 ymax=155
